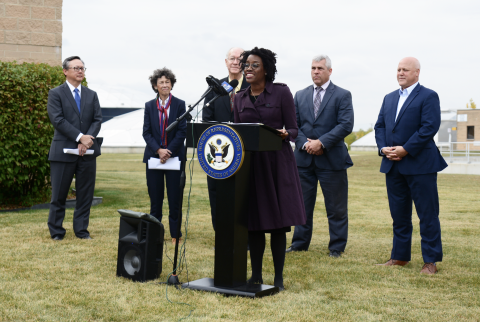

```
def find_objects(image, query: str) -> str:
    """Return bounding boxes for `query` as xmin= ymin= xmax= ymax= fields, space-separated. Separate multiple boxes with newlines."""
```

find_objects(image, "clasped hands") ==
xmin=305 ymin=138 xmax=324 ymax=156
xmin=382 ymin=146 xmax=408 ymax=161
xmin=78 ymin=135 xmax=95 ymax=156
xmin=157 ymin=148 xmax=172 ymax=163
xmin=277 ymin=129 xmax=289 ymax=140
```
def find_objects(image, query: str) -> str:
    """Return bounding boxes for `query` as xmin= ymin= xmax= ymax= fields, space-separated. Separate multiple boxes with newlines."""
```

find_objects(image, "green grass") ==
xmin=1 ymin=152 xmax=479 ymax=321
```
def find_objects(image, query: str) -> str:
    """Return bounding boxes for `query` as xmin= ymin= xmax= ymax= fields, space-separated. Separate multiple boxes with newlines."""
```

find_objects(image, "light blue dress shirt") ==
xmin=380 ymin=81 xmax=419 ymax=154
xmin=396 ymin=81 xmax=418 ymax=121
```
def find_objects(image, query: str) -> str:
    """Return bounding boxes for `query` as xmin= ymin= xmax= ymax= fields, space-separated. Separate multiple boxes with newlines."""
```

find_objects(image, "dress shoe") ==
xmin=274 ymin=279 xmax=284 ymax=291
xmin=78 ymin=236 xmax=92 ymax=240
xmin=420 ymin=263 xmax=437 ymax=275
xmin=376 ymin=259 xmax=409 ymax=266
xmin=329 ymin=250 xmax=341 ymax=258
xmin=285 ymin=246 xmax=302 ymax=253
xmin=172 ymin=237 xmax=182 ymax=245
xmin=52 ymin=235 xmax=63 ymax=241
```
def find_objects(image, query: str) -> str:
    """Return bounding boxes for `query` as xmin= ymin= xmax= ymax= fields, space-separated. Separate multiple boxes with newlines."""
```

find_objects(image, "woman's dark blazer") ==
xmin=142 ymin=95 xmax=187 ymax=163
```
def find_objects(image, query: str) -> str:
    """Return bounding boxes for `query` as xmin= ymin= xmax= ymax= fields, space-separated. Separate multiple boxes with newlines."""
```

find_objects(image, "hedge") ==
xmin=0 ymin=61 xmax=87 ymax=207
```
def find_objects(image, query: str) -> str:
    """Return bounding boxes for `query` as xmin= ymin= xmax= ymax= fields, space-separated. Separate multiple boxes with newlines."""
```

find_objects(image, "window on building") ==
xmin=467 ymin=126 xmax=475 ymax=140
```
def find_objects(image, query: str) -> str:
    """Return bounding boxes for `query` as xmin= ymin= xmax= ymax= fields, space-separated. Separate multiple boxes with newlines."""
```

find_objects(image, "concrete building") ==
xmin=438 ymin=109 xmax=457 ymax=143
xmin=0 ymin=0 xmax=62 ymax=66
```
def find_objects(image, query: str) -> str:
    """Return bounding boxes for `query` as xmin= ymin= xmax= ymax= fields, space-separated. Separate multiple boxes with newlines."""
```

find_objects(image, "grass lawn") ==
xmin=1 ymin=151 xmax=479 ymax=321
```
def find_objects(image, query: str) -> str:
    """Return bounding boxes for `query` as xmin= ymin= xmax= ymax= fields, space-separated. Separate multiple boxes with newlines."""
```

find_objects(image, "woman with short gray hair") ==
xmin=142 ymin=67 xmax=186 ymax=244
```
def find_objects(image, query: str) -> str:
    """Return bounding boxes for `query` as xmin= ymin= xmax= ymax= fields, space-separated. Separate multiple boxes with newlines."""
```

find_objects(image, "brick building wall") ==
xmin=456 ymin=109 xmax=480 ymax=151
xmin=0 ymin=0 xmax=62 ymax=66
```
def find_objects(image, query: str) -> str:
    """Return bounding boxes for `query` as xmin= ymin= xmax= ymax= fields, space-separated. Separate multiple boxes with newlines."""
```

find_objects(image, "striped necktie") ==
xmin=314 ymin=87 xmax=323 ymax=118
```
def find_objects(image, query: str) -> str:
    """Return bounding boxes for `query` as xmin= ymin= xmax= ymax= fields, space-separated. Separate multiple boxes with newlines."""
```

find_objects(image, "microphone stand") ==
xmin=165 ymin=91 xmax=207 ymax=286
xmin=165 ymin=83 xmax=230 ymax=286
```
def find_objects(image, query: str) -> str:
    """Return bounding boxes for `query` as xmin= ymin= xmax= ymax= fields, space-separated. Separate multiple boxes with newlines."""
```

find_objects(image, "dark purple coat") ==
xmin=234 ymin=82 xmax=306 ymax=231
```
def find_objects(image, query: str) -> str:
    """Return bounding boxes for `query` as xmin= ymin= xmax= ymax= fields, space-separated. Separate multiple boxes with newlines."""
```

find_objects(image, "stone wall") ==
xmin=0 ymin=0 xmax=62 ymax=66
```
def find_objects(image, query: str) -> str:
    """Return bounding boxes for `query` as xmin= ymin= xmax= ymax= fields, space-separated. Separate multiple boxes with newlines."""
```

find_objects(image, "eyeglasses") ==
xmin=69 ymin=67 xmax=87 ymax=72
xmin=228 ymin=57 xmax=242 ymax=63
xmin=243 ymin=63 xmax=260 ymax=70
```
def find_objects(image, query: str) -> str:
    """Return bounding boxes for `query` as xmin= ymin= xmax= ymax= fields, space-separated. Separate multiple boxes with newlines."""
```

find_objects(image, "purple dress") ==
xmin=234 ymin=82 xmax=306 ymax=231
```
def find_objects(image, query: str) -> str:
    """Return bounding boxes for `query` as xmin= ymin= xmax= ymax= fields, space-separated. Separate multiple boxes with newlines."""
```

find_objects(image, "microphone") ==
xmin=204 ymin=79 xmax=239 ymax=108
xmin=166 ymin=77 xmax=238 ymax=133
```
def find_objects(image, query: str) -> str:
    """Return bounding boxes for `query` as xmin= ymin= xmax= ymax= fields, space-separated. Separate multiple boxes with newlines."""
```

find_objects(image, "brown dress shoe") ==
xmin=420 ymin=263 xmax=437 ymax=274
xmin=376 ymin=259 xmax=409 ymax=266
xmin=172 ymin=237 xmax=182 ymax=245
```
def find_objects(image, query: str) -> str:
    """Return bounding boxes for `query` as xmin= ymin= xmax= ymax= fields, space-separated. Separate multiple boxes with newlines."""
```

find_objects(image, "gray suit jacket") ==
xmin=293 ymin=82 xmax=354 ymax=170
xmin=47 ymin=82 xmax=102 ymax=162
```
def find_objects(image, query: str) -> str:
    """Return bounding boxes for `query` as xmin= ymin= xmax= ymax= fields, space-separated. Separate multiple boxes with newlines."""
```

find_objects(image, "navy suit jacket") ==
xmin=374 ymin=84 xmax=447 ymax=175
xmin=47 ymin=82 xmax=102 ymax=162
xmin=142 ymin=95 xmax=186 ymax=163
xmin=294 ymin=82 xmax=354 ymax=170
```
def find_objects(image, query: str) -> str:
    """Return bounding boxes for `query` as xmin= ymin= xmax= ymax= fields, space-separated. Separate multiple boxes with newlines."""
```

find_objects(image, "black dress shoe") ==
xmin=329 ymin=250 xmax=341 ymax=258
xmin=78 ymin=236 xmax=92 ymax=240
xmin=274 ymin=280 xmax=285 ymax=291
xmin=285 ymin=246 xmax=302 ymax=253
xmin=52 ymin=235 xmax=63 ymax=241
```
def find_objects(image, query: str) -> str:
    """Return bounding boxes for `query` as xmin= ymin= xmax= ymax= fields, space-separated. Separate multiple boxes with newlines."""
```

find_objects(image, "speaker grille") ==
xmin=116 ymin=217 xmax=164 ymax=282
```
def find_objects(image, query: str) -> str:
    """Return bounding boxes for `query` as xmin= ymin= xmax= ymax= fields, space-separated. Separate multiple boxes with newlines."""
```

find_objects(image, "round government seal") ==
xmin=197 ymin=124 xmax=245 ymax=179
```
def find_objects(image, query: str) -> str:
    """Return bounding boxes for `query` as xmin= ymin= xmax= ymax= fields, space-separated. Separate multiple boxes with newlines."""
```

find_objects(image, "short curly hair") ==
xmin=149 ymin=67 xmax=176 ymax=93
xmin=240 ymin=47 xmax=277 ymax=82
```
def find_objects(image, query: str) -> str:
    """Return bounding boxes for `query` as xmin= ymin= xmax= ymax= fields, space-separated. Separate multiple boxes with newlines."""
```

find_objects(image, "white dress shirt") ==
xmin=312 ymin=79 xmax=330 ymax=103
xmin=303 ymin=80 xmax=331 ymax=150
xmin=65 ymin=81 xmax=84 ymax=142
xmin=158 ymin=95 xmax=171 ymax=121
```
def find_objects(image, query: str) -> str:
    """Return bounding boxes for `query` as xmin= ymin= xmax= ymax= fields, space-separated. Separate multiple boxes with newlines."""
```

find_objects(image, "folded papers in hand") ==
xmin=148 ymin=157 xmax=181 ymax=170
xmin=63 ymin=148 xmax=94 ymax=155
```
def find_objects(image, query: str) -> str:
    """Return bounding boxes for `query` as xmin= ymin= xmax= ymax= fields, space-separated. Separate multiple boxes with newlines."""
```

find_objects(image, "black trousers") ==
xmin=146 ymin=166 xmax=182 ymax=238
xmin=291 ymin=161 xmax=349 ymax=252
xmin=48 ymin=158 xmax=96 ymax=238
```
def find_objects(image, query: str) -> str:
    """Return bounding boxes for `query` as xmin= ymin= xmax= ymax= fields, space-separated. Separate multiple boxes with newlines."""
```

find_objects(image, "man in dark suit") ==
xmin=202 ymin=47 xmax=249 ymax=230
xmin=47 ymin=56 xmax=102 ymax=240
xmin=374 ymin=57 xmax=447 ymax=274
xmin=287 ymin=55 xmax=354 ymax=257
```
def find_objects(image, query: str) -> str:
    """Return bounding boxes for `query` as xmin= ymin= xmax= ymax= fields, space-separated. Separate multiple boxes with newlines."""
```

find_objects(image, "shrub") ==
xmin=0 ymin=61 xmax=87 ymax=207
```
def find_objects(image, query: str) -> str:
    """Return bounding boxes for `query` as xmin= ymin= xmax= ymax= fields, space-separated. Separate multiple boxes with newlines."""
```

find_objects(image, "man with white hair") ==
xmin=287 ymin=55 xmax=354 ymax=257
xmin=374 ymin=57 xmax=447 ymax=274
xmin=202 ymin=47 xmax=249 ymax=230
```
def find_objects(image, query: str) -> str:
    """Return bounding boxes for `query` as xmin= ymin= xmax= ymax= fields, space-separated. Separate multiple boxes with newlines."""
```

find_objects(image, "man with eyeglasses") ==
xmin=46 ymin=56 xmax=102 ymax=241
xmin=202 ymin=47 xmax=249 ymax=231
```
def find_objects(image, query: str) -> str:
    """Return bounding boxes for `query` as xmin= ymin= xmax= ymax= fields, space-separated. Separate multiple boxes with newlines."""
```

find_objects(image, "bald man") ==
xmin=202 ymin=47 xmax=249 ymax=230
xmin=374 ymin=57 xmax=447 ymax=274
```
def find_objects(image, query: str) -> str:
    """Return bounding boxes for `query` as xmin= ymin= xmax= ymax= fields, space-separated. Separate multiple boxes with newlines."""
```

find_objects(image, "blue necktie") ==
xmin=74 ymin=88 xmax=81 ymax=113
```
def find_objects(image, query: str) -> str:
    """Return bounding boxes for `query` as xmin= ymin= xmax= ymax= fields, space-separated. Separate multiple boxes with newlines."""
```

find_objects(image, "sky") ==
xmin=63 ymin=0 xmax=480 ymax=131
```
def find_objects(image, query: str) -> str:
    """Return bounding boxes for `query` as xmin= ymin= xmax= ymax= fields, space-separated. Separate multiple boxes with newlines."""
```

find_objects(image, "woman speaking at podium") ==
xmin=142 ymin=68 xmax=186 ymax=244
xmin=234 ymin=47 xmax=306 ymax=290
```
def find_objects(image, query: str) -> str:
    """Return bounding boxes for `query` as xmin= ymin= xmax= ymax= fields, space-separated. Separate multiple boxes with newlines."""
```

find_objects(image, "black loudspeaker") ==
xmin=116 ymin=210 xmax=164 ymax=282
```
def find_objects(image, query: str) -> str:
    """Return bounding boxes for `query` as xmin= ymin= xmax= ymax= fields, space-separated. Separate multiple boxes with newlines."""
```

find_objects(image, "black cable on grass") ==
xmin=162 ymin=117 xmax=202 ymax=321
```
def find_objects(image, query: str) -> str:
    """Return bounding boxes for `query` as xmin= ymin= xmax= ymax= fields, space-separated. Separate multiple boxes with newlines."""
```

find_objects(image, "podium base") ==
xmin=182 ymin=277 xmax=279 ymax=298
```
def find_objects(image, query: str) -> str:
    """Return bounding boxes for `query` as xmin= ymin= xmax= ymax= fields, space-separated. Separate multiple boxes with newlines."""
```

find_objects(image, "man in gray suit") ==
xmin=286 ymin=55 xmax=354 ymax=257
xmin=47 ymin=56 xmax=102 ymax=240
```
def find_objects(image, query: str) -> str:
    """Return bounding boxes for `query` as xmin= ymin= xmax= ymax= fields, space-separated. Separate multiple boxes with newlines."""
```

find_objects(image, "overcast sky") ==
xmin=63 ymin=0 xmax=479 ymax=131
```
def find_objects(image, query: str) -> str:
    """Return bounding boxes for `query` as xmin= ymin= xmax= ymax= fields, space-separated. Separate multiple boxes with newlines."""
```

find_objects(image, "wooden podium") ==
xmin=182 ymin=122 xmax=282 ymax=297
